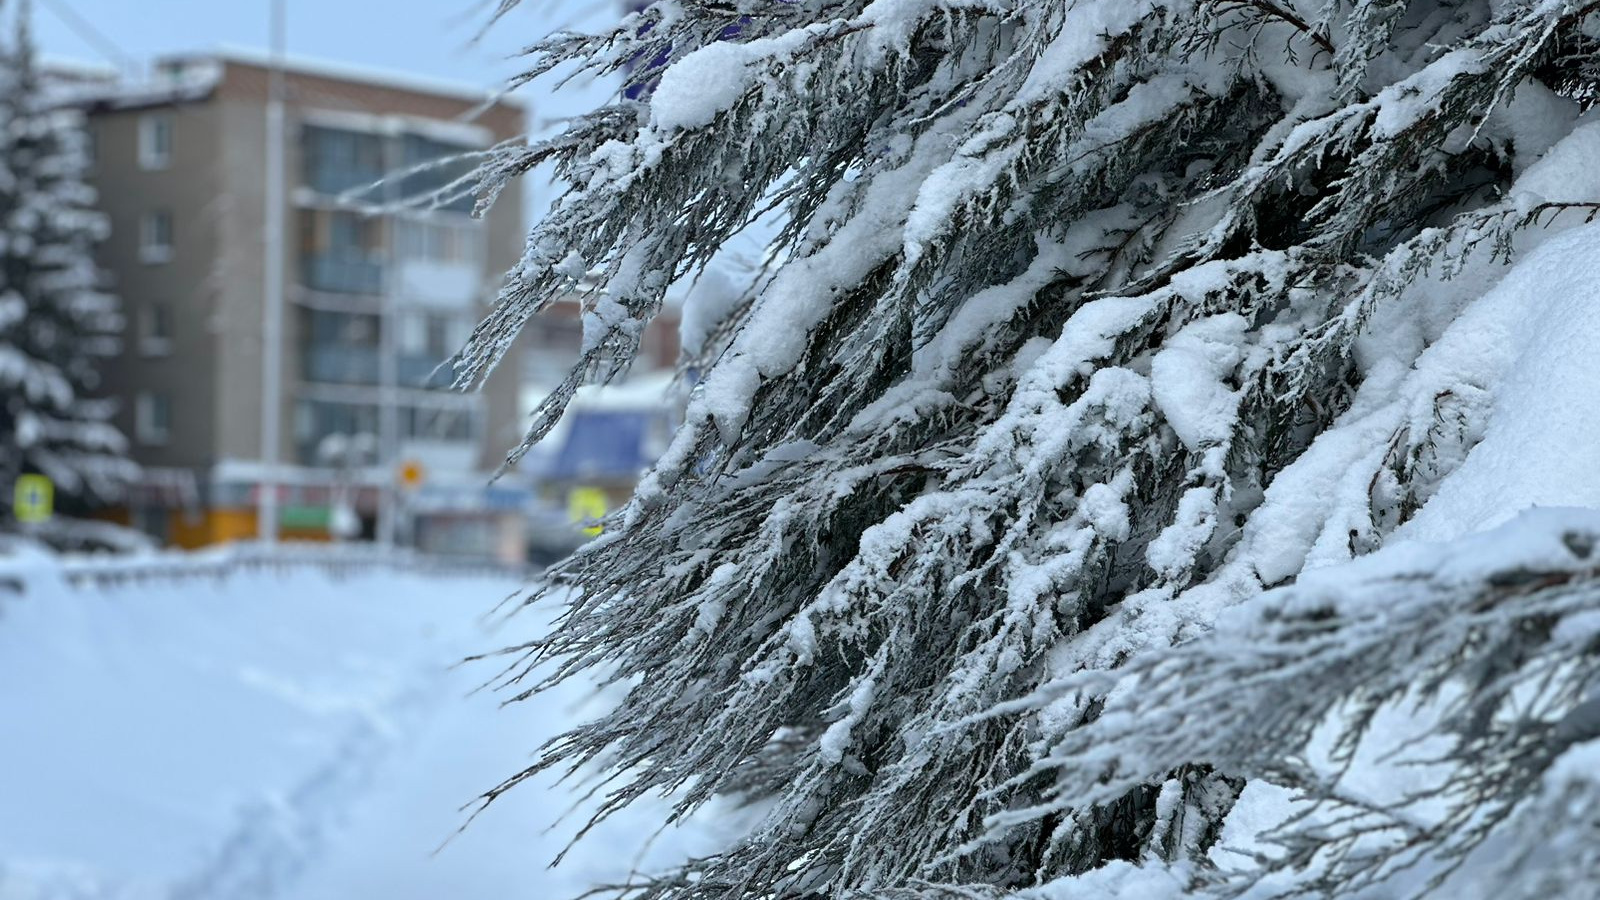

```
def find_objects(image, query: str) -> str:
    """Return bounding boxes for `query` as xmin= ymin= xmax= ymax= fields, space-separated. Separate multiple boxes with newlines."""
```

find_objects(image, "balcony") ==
xmin=397 ymin=259 xmax=480 ymax=309
xmin=302 ymin=125 xmax=385 ymax=198
xmin=302 ymin=255 xmax=383 ymax=296
xmin=303 ymin=348 xmax=460 ymax=390
xmin=303 ymin=345 xmax=380 ymax=385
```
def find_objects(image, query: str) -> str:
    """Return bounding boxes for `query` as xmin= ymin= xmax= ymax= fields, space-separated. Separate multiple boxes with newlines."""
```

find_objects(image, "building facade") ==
xmin=78 ymin=52 xmax=529 ymax=558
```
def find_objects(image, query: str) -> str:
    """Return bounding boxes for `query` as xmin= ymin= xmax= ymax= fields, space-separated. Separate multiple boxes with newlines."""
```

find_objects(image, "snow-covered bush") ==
xmin=0 ymin=7 xmax=133 ymax=515
xmin=462 ymin=1 xmax=1600 ymax=897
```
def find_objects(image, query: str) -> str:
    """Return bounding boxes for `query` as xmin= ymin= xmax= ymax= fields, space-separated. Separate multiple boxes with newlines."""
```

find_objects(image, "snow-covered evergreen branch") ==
xmin=1027 ymin=508 xmax=1600 ymax=898
xmin=464 ymin=1 xmax=1600 ymax=896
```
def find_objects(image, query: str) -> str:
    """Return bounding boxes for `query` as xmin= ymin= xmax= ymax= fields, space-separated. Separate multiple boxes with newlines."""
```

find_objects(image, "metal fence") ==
xmin=0 ymin=542 xmax=534 ymax=596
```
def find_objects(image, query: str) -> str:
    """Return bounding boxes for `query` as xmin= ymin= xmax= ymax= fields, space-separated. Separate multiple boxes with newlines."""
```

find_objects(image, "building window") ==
xmin=140 ymin=210 xmax=173 ymax=264
xmin=136 ymin=392 xmax=171 ymax=445
xmin=403 ymin=405 xmax=477 ymax=443
xmin=300 ymin=308 xmax=381 ymax=385
xmin=294 ymin=399 xmax=379 ymax=465
xmin=397 ymin=311 xmax=471 ymax=388
xmin=396 ymin=218 xmax=484 ymax=264
xmin=138 ymin=115 xmax=172 ymax=170
xmin=399 ymin=311 xmax=470 ymax=359
xmin=302 ymin=125 xmax=384 ymax=196
xmin=299 ymin=209 xmax=383 ymax=294
xmin=328 ymin=212 xmax=379 ymax=257
xmin=138 ymin=302 xmax=173 ymax=356
xmin=399 ymin=134 xmax=476 ymax=213
xmin=522 ymin=313 xmax=583 ymax=388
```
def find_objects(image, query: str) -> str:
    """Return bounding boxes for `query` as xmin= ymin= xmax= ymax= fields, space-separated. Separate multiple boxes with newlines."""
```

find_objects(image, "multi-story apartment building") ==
xmin=76 ymin=51 xmax=529 ymax=558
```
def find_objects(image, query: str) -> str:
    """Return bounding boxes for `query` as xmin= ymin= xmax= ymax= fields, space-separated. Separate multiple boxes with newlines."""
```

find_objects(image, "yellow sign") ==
xmin=398 ymin=459 xmax=426 ymax=491
xmin=567 ymin=487 xmax=607 ymax=537
xmin=14 ymin=474 xmax=54 ymax=524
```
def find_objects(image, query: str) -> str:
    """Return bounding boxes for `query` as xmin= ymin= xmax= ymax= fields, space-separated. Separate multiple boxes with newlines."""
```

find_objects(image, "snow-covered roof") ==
xmin=200 ymin=45 xmax=521 ymax=109
xmin=298 ymin=107 xmax=495 ymax=149
xmin=54 ymin=61 xmax=219 ymax=111
xmin=57 ymin=47 xmax=525 ymax=115
xmin=39 ymin=55 xmax=121 ymax=85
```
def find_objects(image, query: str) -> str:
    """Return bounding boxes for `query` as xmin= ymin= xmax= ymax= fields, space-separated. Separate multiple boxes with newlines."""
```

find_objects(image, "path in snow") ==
xmin=293 ymin=611 xmax=741 ymax=900
xmin=0 ymin=554 xmax=738 ymax=900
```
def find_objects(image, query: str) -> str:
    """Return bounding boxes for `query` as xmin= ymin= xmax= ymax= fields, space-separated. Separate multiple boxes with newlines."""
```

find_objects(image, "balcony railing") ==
xmin=397 ymin=259 xmax=480 ymax=308
xmin=399 ymin=354 xmax=455 ymax=389
xmin=304 ymin=164 xmax=384 ymax=198
xmin=302 ymin=255 xmax=383 ymax=296
xmin=303 ymin=345 xmax=380 ymax=385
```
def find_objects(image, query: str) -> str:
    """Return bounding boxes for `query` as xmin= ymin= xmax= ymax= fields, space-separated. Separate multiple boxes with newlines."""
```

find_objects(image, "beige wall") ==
xmin=88 ymin=57 xmax=528 ymax=479
xmin=89 ymin=100 xmax=224 ymax=471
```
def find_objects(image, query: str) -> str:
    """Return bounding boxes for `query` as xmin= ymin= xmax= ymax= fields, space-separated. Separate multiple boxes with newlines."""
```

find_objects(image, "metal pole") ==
xmin=376 ymin=136 xmax=400 ymax=549
xmin=258 ymin=0 xmax=287 ymax=543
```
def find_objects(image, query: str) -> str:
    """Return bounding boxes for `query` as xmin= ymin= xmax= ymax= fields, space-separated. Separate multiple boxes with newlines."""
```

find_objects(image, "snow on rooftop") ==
xmin=55 ymin=58 xmax=222 ymax=110
xmin=38 ymin=54 xmax=121 ymax=83
xmin=196 ymin=44 xmax=524 ymax=109
xmin=57 ymin=47 xmax=526 ymax=131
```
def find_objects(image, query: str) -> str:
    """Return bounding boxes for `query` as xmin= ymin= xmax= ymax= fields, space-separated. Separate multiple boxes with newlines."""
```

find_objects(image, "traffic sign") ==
xmin=14 ymin=474 xmax=54 ymax=524
xmin=398 ymin=459 xmax=426 ymax=491
xmin=567 ymin=486 xmax=607 ymax=537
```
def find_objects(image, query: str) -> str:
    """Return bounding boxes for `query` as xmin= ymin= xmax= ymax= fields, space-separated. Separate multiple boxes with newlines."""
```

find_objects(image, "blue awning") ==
xmin=549 ymin=410 xmax=654 ymax=481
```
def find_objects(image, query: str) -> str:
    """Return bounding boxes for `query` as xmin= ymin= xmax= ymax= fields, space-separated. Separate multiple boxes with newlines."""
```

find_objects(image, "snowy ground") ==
xmin=0 ymin=549 xmax=738 ymax=900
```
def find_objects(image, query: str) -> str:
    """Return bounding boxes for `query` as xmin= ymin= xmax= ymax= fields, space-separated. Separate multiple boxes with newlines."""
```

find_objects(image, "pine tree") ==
xmin=0 ymin=1 xmax=132 ymax=521
xmin=461 ymin=1 xmax=1600 ymax=897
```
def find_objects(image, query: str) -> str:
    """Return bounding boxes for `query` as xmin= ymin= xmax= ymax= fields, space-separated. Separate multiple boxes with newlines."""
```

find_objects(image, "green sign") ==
xmin=14 ymin=475 xmax=54 ymax=524
xmin=279 ymin=505 xmax=332 ymax=530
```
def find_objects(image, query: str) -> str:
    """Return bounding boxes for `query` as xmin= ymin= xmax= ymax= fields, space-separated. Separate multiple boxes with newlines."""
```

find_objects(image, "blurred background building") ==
xmin=65 ymin=52 xmax=533 ymax=558
xmin=41 ymin=49 xmax=689 ymax=563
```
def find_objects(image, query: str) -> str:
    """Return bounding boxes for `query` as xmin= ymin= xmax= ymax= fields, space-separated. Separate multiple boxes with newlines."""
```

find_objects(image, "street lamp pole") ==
xmin=376 ymin=130 xmax=401 ymax=551
xmin=258 ymin=0 xmax=288 ymax=543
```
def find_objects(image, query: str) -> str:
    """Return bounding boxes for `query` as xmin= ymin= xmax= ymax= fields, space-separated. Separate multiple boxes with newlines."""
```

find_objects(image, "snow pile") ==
xmin=1148 ymin=313 xmax=1248 ymax=454
xmin=677 ymin=267 xmax=745 ymax=361
xmin=1397 ymin=225 xmax=1600 ymax=539
xmin=0 ymin=559 xmax=737 ymax=900
xmin=650 ymin=42 xmax=755 ymax=131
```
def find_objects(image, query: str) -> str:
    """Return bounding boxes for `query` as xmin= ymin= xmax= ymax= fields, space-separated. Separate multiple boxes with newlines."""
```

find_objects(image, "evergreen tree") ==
xmin=0 ymin=1 xmax=132 ymax=520
xmin=462 ymin=1 xmax=1600 ymax=897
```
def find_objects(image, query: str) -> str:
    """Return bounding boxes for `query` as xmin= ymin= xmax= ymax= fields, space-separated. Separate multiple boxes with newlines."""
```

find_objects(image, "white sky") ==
xmin=32 ymin=0 xmax=617 ymax=130
xmin=31 ymin=0 xmax=623 ymax=223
